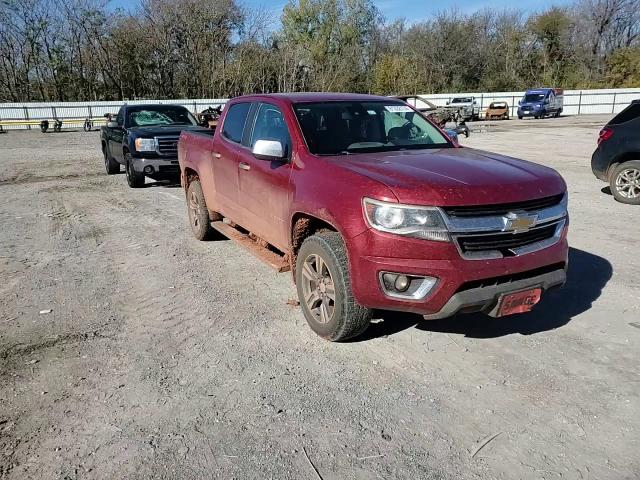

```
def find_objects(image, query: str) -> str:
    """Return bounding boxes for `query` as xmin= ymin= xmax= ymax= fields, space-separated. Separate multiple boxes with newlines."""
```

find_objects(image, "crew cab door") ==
xmin=235 ymin=102 xmax=293 ymax=251
xmin=213 ymin=102 xmax=252 ymax=217
xmin=109 ymin=108 xmax=126 ymax=163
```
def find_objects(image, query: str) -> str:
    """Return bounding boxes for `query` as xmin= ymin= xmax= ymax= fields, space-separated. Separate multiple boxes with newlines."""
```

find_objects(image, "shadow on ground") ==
xmin=144 ymin=178 xmax=181 ymax=188
xmin=356 ymin=247 xmax=612 ymax=341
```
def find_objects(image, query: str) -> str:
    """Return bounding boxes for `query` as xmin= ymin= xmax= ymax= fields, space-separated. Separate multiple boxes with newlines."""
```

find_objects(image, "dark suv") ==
xmin=592 ymin=100 xmax=640 ymax=204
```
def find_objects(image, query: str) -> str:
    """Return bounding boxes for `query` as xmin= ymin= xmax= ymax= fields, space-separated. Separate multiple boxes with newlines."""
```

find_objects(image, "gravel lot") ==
xmin=1 ymin=115 xmax=638 ymax=480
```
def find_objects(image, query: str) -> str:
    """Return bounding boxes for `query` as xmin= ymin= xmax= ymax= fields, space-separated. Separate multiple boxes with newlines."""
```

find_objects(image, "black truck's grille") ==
xmin=156 ymin=136 xmax=180 ymax=156
xmin=456 ymin=223 xmax=558 ymax=256
xmin=443 ymin=194 xmax=564 ymax=218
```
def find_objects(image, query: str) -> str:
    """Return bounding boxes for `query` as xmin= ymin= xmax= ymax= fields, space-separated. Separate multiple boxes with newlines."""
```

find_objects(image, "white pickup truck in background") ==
xmin=446 ymin=96 xmax=481 ymax=121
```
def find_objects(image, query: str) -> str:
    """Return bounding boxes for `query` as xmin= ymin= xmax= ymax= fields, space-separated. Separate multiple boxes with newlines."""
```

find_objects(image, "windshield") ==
xmin=293 ymin=101 xmax=451 ymax=155
xmin=523 ymin=93 xmax=546 ymax=103
xmin=451 ymin=97 xmax=472 ymax=103
xmin=490 ymin=102 xmax=507 ymax=108
xmin=127 ymin=107 xmax=197 ymax=127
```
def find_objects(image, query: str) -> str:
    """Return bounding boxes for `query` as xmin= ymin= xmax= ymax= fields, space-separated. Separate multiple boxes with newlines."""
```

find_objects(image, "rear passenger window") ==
xmin=609 ymin=103 xmax=640 ymax=125
xmin=222 ymin=103 xmax=251 ymax=143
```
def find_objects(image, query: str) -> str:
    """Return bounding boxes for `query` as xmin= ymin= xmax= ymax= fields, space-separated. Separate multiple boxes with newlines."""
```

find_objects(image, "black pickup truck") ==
xmin=100 ymin=104 xmax=207 ymax=187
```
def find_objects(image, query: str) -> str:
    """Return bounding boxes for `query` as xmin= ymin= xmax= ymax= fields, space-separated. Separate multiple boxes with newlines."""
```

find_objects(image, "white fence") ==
xmin=0 ymin=88 xmax=638 ymax=130
xmin=0 ymin=98 xmax=228 ymax=130
xmin=420 ymin=87 xmax=639 ymax=117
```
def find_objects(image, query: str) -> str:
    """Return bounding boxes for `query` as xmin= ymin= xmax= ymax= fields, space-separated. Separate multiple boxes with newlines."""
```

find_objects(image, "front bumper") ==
xmin=131 ymin=155 xmax=180 ymax=176
xmin=422 ymin=268 xmax=565 ymax=319
xmin=518 ymin=108 xmax=542 ymax=117
xmin=346 ymin=226 xmax=569 ymax=318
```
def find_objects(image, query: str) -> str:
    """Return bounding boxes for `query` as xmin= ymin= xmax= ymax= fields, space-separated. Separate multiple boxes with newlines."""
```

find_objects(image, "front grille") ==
xmin=456 ymin=223 xmax=558 ymax=256
xmin=443 ymin=194 xmax=564 ymax=218
xmin=156 ymin=136 xmax=180 ymax=156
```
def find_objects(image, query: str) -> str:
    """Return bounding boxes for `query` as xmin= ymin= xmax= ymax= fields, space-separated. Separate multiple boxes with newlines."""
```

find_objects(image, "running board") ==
xmin=211 ymin=221 xmax=290 ymax=273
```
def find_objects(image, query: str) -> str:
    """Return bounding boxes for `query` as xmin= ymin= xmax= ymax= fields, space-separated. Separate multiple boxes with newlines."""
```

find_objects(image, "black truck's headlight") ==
xmin=135 ymin=138 xmax=157 ymax=152
xmin=363 ymin=198 xmax=449 ymax=242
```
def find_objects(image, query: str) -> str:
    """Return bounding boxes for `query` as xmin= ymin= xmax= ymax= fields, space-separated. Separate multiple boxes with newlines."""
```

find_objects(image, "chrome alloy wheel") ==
xmin=301 ymin=254 xmax=336 ymax=324
xmin=188 ymin=190 xmax=203 ymax=228
xmin=615 ymin=168 xmax=640 ymax=199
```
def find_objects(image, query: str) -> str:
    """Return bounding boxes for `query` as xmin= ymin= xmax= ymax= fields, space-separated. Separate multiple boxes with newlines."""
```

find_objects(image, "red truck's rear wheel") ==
xmin=187 ymin=180 xmax=214 ymax=240
xmin=296 ymin=231 xmax=372 ymax=341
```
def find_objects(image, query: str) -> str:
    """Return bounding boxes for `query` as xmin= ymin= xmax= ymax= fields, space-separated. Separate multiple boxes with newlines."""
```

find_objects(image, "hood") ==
xmin=127 ymin=125 xmax=206 ymax=137
xmin=331 ymin=147 xmax=566 ymax=206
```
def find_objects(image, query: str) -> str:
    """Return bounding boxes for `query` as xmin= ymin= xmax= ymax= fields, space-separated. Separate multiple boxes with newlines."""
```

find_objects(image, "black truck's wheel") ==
xmin=610 ymin=160 xmax=640 ymax=205
xmin=296 ymin=231 xmax=372 ymax=341
xmin=125 ymin=152 xmax=145 ymax=188
xmin=103 ymin=145 xmax=119 ymax=175
xmin=186 ymin=179 xmax=213 ymax=240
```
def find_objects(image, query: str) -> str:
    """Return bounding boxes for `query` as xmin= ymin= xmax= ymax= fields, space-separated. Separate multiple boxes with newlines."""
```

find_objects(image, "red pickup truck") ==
xmin=178 ymin=93 xmax=568 ymax=341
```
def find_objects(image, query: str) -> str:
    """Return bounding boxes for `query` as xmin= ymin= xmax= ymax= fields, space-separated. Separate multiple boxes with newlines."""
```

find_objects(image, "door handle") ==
xmin=212 ymin=152 xmax=221 ymax=159
xmin=239 ymin=162 xmax=251 ymax=171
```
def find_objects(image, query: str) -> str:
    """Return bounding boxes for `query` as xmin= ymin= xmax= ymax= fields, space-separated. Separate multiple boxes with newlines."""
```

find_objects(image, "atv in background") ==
xmin=196 ymin=105 xmax=223 ymax=129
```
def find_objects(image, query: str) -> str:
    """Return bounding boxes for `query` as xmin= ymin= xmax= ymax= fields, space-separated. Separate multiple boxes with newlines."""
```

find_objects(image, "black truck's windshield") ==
xmin=127 ymin=106 xmax=197 ymax=127
xmin=293 ymin=101 xmax=450 ymax=155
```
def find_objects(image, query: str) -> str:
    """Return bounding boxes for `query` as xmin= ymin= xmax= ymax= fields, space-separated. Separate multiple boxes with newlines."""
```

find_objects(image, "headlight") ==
xmin=363 ymin=198 xmax=449 ymax=242
xmin=559 ymin=192 xmax=568 ymax=215
xmin=135 ymin=138 xmax=157 ymax=152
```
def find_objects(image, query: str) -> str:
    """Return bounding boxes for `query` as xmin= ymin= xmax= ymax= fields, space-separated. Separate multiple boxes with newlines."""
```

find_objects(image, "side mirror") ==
xmin=252 ymin=139 xmax=285 ymax=160
xmin=107 ymin=121 xmax=119 ymax=128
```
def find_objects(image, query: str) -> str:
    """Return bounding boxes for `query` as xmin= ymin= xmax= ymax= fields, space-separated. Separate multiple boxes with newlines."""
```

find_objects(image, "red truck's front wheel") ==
xmin=296 ymin=232 xmax=372 ymax=341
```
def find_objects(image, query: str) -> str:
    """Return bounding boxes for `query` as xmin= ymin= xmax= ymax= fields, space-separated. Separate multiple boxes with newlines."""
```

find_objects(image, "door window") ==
xmin=250 ymin=103 xmax=291 ymax=157
xmin=222 ymin=102 xmax=251 ymax=143
xmin=116 ymin=109 xmax=124 ymax=126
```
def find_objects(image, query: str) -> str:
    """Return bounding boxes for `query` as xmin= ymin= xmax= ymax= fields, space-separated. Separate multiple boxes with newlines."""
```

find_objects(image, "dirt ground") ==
xmin=0 ymin=115 xmax=638 ymax=480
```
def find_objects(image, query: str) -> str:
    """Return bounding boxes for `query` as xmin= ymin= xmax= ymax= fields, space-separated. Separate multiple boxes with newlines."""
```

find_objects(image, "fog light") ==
xmin=382 ymin=273 xmax=397 ymax=288
xmin=394 ymin=275 xmax=410 ymax=292
xmin=144 ymin=165 xmax=154 ymax=174
xmin=379 ymin=271 xmax=438 ymax=300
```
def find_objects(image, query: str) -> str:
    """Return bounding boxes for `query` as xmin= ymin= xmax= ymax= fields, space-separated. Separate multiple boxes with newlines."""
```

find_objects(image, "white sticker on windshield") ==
xmin=385 ymin=105 xmax=413 ymax=113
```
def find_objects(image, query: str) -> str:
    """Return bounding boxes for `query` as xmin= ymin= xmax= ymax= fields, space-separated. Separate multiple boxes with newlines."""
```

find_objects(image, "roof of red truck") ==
xmin=232 ymin=92 xmax=395 ymax=103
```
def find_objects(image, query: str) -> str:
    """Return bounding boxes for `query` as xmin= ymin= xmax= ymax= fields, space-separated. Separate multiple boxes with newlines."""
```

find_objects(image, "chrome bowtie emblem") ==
xmin=503 ymin=212 xmax=538 ymax=233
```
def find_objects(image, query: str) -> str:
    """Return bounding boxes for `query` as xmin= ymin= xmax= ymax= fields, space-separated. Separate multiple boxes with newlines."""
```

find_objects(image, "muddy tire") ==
xmin=103 ymin=144 xmax=119 ymax=175
xmin=610 ymin=160 xmax=640 ymax=205
xmin=186 ymin=179 xmax=213 ymax=240
xmin=125 ymin=152 xmax=144 ymax=188
xmin=296 ymin=231 xmax=372 ymax=341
